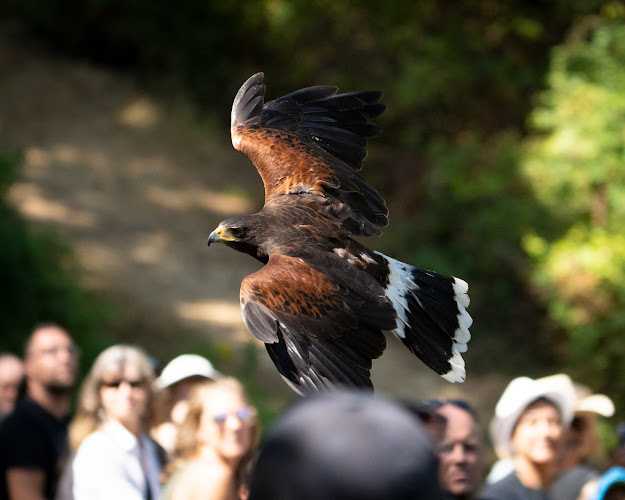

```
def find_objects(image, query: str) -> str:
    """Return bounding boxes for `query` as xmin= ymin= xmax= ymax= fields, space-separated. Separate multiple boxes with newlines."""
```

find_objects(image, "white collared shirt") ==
xmin=72 ymin=421 xmax=162 ymax=500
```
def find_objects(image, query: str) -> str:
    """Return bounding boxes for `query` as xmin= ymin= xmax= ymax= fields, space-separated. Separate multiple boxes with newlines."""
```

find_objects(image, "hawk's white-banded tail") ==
xmin=379 ymin=252 xmax=472 ymax=382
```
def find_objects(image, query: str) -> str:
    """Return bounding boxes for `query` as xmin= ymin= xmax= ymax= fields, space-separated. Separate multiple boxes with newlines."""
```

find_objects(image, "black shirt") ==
xmin=442 ymin=491 xmax=486 ymax=500
xmin=0 ymin=398 xmax=71 ymax=500
xmin=480 ymin=472 xmax=551 ymax=500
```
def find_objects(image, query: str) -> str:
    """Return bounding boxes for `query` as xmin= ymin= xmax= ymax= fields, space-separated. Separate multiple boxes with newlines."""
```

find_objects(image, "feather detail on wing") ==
xmin=230 ymin=72 xmax=388 ymax=237
xmin=379 ymin=253 xmax=473 ymax=383
xmin=239 ymin=253 xmax=393 ymax=393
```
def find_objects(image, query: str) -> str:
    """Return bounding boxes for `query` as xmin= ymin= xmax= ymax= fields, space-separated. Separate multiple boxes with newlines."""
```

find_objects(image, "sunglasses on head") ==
xmin=101 ymin=378 xmax=146 ymax=389
xmin=212 ymin=407 xmax=256 ymax=425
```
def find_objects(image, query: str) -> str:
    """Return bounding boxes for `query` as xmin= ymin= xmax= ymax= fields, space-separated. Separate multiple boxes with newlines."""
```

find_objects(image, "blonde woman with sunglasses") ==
xmin=161 ymin=377 xmax=259 ymax=500
xmin=62 ymin=345 xmax=165 ymax=500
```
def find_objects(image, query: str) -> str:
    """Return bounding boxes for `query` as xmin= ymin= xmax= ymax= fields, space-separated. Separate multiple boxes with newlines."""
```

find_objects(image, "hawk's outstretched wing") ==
xmin=231 ymin=72 xmax=388 ymax=237
xmin=240 ymin=253 xmax=394 ymax=394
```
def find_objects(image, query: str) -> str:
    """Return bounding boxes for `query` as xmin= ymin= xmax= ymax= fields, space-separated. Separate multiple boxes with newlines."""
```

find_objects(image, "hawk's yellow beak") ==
xmin=207 ymin=226 xmax=234 ymax=246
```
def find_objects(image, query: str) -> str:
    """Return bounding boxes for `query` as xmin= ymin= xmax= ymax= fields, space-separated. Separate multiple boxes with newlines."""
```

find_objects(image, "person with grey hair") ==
xmin=429 ymin=400 xmax=485 ymax=500
xmin=65 ymin=345 xmax=164 ymax=500
xmin=247 ymin=391 xmax=443 ymax=500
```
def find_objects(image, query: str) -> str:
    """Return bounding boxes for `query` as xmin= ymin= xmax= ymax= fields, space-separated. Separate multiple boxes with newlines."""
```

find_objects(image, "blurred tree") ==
xmin=522 ymin=15 xmax=625 ymax=407
xmin=0 ymin=1 xmax=605 ymax=138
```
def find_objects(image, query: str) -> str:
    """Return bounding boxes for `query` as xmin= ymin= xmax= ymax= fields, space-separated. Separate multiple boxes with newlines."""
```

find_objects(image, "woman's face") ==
xmin=169 ymin=377 xmax=204 ymax=425
xmin=196 ymin=388 xmax=255 ymax=462
xmin=511 ymin=398 xmax=564 ymax=465
xmin=99 ymin=361 xmax=149 ymax=432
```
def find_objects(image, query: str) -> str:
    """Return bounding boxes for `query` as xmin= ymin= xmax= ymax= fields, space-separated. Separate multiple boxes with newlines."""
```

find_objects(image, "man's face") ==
xmin=436 ymin=403 xmax=483 ymax=498
xmin=25 ymin=326 xmax=78 ymax=394
xmin=0 ymin=356 xmax=24 ymax=416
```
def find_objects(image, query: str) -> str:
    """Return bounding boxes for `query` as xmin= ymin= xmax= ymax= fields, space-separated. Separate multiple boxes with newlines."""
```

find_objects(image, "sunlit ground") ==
xmin=2 ymin=45 xmax=260 ymax=352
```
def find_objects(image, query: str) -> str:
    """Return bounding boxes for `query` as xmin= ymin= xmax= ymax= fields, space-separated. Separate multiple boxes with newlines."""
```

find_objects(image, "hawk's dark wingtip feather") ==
xmin=276 ymin=85 xmax=339 ymax=105
xmin=231 ymin=72 xmax=266 ymax=129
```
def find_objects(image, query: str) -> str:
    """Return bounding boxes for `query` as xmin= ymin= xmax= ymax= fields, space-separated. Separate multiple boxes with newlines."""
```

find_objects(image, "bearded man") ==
xmin=0 ymin=324 xmax=79 ymax=500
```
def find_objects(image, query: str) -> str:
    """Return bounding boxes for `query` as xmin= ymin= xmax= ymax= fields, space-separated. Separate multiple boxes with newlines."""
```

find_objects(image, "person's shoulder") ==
xmin=73 ymin=429 xmax=122 ymax=473
xmin=170 ymin=460 xmax=222 ymax=499
xmin=551 ymin=464 xmax=600 ymax=500
xmin=5 ymin=398 xmax=61 ymax=425
xmin=481 ymin=472 xmax=551 ymax=500
xmin=480 ymin=472 xmax=523 ymax=498
xmin=180 ymin=458 xmax=229 ymax=484
xmin=75 ymin=429 xmax=113 ymax=455
xmin=0 ymin=400 xmax=41 ymax=435
xmin=565 ymin=463 xmax=599 ymax=482
xmin=180 ymin=458 xmax=213 ymax=476
xmin=3 ymin=398 xmax=34 ymax=418
xmin=145 ymin=435 xmax=168 ymax=468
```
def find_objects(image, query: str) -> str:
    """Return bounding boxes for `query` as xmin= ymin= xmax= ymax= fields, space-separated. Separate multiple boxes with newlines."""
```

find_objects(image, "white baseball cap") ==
xmin=489 ymin=374 xmax=576 ymax=459
xmin=156 ymin=354 xmax=221 ymax=389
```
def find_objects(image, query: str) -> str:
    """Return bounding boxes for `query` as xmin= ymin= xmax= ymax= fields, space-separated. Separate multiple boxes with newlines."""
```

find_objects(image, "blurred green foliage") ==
xmin=522 ymin=20 xmax=625 ymax=410
xmin=2 ymin=1 xmax=625 ymax=418
xmin=0 ymin=0 xmax=606 ymax=135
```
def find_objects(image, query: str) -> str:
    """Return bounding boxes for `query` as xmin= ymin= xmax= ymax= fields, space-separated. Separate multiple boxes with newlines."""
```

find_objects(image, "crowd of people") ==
xmin=1 ymin=322 xmax=625 ymax=500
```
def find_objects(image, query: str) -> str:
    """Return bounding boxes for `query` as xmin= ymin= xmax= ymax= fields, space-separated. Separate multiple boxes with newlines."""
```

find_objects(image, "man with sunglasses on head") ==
xmin=431 ymin=400 xmax=485 ymax=500
xmin=0 ymin=323 xmax=79 ymax=500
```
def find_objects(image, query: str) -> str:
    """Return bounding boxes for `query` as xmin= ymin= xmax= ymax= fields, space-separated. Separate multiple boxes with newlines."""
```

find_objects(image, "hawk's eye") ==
xmin=230 ymin=227 xmax=243 ymax=238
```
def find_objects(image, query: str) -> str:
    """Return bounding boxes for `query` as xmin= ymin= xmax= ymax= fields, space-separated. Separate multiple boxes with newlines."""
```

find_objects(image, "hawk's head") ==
xmin=207 ymin=215 xmax=268 ymax=263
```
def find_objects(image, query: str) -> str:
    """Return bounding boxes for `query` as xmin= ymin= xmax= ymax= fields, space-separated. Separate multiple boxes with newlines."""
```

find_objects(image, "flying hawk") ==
xmin=208 ymin=73 xmax=472 ymax=394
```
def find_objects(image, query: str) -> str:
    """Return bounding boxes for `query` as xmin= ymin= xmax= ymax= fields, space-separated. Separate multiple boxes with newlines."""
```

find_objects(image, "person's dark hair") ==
xmin=401 ymin=399 xmax=444 ymax=423
xmin=427 ymin=399 xmax=476 ymax=417
xmin=22 ymin=322 xmax=67 ymax=357
xmin=248 ymin=392 xmax=442 ymax=500
xmin=604 ymin=483 xmax=625 ymax=500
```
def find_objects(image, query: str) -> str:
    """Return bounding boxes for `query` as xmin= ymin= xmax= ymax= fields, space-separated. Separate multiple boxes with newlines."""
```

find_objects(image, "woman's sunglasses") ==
xmin=212 ymin=407 xmax=256 ymax=425
xmin=101 ymin=378 xmax=146 ymax=389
